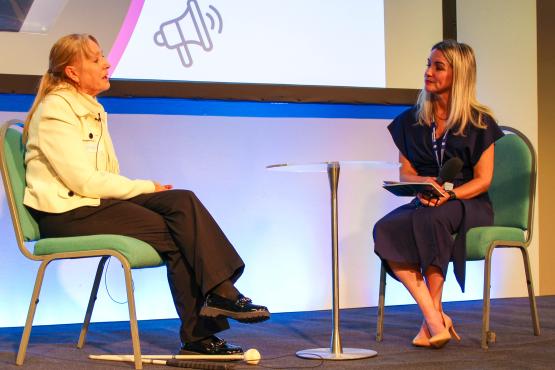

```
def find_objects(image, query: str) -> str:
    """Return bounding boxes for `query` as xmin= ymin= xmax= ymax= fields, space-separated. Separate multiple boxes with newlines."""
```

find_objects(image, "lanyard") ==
xmin=431 ymin=123 xmax=449 ymax=169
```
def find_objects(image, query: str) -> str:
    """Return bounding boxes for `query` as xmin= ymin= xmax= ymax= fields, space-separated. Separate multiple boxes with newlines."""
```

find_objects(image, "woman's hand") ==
xmin=154 ymin=182 xmax=173 ymax=192
xmin=418 ymin=176 xmax=449 ymax=206
xmin=399 ymin=154 xmax=448 ymax=207
xmin=417 ymin=191 xmax=449 ymax=207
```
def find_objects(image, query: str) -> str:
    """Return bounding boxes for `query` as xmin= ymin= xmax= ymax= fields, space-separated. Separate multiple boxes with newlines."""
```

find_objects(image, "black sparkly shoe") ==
xmin=200 ymin=293 xmax=271 ymax=323
xmin=180 ymin=335 xmax=243 ymax=355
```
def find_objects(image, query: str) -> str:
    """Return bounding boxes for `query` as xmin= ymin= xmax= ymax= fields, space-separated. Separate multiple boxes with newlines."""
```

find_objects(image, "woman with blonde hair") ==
xmin=373 ymin=40 xmax=503 ymax=348
xmin=23 ymin=34 xmax=269 ymax=355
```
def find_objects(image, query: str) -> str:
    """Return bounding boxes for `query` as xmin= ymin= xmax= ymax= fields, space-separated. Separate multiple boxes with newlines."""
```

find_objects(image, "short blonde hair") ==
xmin=416 ymin=40 xmax=495 ymax=135
xmin=23 ymin=34 xmax=99 ymax=142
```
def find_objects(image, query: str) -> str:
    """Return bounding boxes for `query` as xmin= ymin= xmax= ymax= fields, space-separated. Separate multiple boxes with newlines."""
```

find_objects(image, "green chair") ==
xmin=375 ymin=126 xmax=540 ymax=349
xmin=0 ymin=120 xmax=164 ymax=369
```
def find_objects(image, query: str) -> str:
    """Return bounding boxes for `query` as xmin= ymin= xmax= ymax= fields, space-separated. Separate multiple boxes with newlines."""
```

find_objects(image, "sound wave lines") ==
xmin=206 ymin=5 xmax=223 ymax=34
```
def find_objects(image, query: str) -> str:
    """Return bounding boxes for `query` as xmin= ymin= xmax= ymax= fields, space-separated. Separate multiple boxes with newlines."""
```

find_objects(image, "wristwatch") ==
xmin=446 ymin=190 xmax=457 ymax=200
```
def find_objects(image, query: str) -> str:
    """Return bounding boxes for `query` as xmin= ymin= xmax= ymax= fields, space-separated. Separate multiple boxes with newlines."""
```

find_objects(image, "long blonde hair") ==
xmin=23 ymin=34 xmax=99 ymax=143
xmin=416 ymin=40 xmax=495 ymax=135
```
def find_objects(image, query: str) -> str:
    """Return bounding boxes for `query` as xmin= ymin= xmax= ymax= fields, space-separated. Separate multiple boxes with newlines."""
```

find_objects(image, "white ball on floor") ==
xmin=244 ymin=348 xmax=261 ymax=365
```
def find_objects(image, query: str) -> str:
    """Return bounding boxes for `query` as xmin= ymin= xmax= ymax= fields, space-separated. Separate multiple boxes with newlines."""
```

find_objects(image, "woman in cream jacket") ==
xmin=23 ymin=34 xmax=269 ymax=356
xmin=24 ymin=85 xmax=154 ymax=212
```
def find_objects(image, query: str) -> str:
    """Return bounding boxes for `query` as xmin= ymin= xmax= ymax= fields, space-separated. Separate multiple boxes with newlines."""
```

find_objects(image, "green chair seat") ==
xmin=34 ymin=234 xmax=164 ymax=268
xmin=466 ymin=226 xmax=526 ymax=261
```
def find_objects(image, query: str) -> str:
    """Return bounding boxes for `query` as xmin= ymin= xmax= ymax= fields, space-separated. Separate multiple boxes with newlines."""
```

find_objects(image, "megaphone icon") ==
xmin=154 ymin=0 xmax=222 ymax=68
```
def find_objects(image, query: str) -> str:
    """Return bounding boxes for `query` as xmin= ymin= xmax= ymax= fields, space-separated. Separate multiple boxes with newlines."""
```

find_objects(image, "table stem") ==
xmin=327 ymin=162 xmax=342 ymax=354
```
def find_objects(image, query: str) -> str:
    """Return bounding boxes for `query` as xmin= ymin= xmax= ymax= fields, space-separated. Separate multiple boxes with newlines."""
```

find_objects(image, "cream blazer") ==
xmin=24 ymin=86 xmax=155 ymax=213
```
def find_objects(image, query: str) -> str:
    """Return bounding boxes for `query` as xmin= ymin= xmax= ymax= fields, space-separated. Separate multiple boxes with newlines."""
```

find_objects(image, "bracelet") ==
xmin=446 ymin=190 xmax=457 ymax=200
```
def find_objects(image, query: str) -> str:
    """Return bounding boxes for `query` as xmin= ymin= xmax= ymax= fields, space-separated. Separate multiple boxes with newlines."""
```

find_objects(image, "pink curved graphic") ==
xmin=107 ymin=0 xmax=145 ymax=77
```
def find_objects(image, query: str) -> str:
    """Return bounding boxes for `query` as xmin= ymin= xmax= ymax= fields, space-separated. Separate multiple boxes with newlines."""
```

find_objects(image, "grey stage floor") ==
xmin=0 ymin=296 xmax=553 ymax=369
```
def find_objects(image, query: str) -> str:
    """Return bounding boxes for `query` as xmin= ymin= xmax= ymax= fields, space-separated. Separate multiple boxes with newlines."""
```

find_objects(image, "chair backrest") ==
xmin=0 ymin=120 xmax=41 ymax=258
xmin=489 ymin=126 xmax=536 ymax=235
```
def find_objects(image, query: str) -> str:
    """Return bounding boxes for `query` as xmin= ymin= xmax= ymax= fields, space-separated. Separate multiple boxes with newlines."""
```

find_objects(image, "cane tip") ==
xmin=244 ymin=348 xmax=261 ymax=365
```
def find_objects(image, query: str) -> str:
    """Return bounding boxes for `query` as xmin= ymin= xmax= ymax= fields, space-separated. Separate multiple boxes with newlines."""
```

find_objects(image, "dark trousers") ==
xmin=30 ymin=189 xmax=245 ymax=342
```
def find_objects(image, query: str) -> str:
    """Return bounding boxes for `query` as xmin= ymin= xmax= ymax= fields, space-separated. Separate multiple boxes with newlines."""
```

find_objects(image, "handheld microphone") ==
xmin=437 ymin=157 xmax=463 ymax=191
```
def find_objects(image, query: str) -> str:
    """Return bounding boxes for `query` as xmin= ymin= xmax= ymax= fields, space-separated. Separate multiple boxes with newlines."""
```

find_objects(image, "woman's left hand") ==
xmin=154 ymin=182 xmax=173 ymax=192
xmin=417 ymin=192 xmax=449 ymax=207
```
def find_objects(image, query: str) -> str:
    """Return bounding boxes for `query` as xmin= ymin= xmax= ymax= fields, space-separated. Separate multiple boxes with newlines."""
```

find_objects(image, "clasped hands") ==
xmin=417 ymin=178 xmax=448 ymax=207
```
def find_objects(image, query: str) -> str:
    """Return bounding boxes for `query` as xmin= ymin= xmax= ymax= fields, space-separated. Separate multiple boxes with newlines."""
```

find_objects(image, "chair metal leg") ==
xmin=481 ymin=250 xmax=494 ymax=350
xmin=78 ymin=256 xmax=109 ymax=348
xmin=16 ymin=260 xmax=51 ymax=365
xmin=122 ymin=263 xmax=142 ymax=370
xmin=376 ymin=263 xmax=386 ymax=342
xmin=519 ymin=246 xmax=541 ymax=336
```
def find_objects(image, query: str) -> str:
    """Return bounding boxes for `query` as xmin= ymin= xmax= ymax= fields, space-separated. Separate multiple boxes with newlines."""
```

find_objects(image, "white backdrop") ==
xmin=0 ymin=110 xmax=497 ymax=327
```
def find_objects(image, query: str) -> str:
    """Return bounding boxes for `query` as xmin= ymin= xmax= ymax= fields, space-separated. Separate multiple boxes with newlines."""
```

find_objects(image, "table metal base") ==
xmin=296 ymin=348 xmax=378 ymax=361
xmin=267 ymin=161 xmax=390 ymax=363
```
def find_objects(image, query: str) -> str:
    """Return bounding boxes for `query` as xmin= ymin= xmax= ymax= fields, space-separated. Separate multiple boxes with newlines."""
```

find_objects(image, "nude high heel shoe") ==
xmin=441 ymin=312 xmax=461 ymax=341
xmin=428 ymin=326 xmax=451 ymax=349
xmin=428 ymin=312 xmax=461 ymax=349
xmin=412 ymin=322 xmax=431 ymax=347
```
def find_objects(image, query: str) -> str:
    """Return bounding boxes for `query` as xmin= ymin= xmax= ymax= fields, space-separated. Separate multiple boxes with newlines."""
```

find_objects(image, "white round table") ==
xmin=267 ymin=160 xmax=398 ymax=360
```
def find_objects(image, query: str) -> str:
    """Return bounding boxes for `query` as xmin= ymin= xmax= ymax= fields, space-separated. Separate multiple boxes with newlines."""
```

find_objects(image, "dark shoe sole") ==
xmin=179 ymin=349 xmax=244 ymax=356
xmin=200 ymin=306 xmax=270 ymax=323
